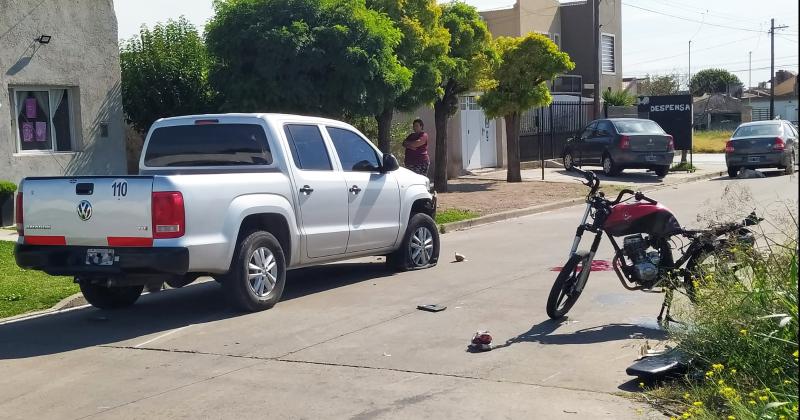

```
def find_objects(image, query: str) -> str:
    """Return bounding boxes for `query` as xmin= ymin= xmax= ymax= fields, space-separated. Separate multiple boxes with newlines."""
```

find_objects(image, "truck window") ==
xmin=144 ymin=124 xmax=272 ymax=167
xmin=326 ymin=127 xmax=381 ymax=172
xmin=284 ymin=125 xmax=332 ymax=171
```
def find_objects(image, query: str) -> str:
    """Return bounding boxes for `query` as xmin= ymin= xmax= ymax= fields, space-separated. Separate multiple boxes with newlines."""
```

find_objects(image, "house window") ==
xmin=601 ymin=33 xmax=616 ymax=74
xmin=552 ymin=33 xmax=561 ymax=48
xmin=11 ymin=87 xmax=75 ymax=153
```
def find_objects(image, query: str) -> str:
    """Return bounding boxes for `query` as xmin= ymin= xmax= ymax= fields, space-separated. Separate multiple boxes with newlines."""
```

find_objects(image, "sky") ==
xmin=114 ymin=0 xmax=800 ymax=88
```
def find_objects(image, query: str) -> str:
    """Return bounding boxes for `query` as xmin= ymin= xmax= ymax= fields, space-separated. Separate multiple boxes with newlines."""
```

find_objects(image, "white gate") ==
xmin=459 ymin=95 xmax=497 ymax=170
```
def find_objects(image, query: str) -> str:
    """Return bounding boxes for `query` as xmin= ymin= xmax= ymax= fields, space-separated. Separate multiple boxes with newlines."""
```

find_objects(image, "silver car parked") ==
xmin=725 ymin=120 xmax=798 ymax=177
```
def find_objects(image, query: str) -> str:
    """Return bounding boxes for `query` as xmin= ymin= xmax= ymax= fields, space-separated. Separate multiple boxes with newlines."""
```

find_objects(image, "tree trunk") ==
xmin=376 ymin=107 xmax=393 ymax=154
xmin=505 ymin=112 xmax=522 ymax=183
xmin=433 ymin=99 xmax=449 ymax=193
xmin=680 ymin=149 xmax=687 ymax=164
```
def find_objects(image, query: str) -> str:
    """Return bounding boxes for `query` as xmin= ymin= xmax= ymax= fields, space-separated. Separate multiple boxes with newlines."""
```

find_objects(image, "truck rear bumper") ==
xmin=15 ymin=245 xmax=189 ymax=277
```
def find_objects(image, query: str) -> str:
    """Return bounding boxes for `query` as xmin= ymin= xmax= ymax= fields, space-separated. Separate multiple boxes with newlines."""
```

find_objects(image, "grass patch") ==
xmin=694 ymin=130 xmax=732 ymax=153
xmin=644 ymin=233 xmax=798 ymax=419
xmin=670 ymin=162 xmax=698 ymax=172
xmin=0 ymin=242 xmax=78 ymax=318
xmin=436 ymin=208 xmax=480 ymax=225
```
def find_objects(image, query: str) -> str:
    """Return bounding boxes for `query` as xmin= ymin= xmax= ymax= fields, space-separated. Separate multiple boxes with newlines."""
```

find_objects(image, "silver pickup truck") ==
xmin=15 ymin=113 xmax=439 ymax=312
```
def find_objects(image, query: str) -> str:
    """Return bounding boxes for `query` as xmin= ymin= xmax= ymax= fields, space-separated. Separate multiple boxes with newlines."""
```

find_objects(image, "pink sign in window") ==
xmin=35 ymin=122 xmax=47 ymax=142
xmin=22 ymin=123 xmax=34 ymax=142
xmin=25 ymin=98 xmax=37 ymax=119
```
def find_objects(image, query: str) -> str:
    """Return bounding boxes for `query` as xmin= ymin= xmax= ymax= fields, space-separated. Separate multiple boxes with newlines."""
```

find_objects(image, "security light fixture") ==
xmin=35 ymin=35 xmax=52 ymax=44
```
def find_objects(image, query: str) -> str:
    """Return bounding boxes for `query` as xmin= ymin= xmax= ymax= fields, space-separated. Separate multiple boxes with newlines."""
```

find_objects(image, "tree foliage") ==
xmin=479 ymin=34 xmax=574 ymax=182
xmin=120 ymin=17 xmax=216 ymax=133
xmin=638 ymin=74 xmax=680 ymax=96
xmin=205 ymin=0 xmax=411 ymax=118
xmin=602 ymin=89 xmax=635 ymax=106
xmin=432 ymin=2 xmax=494 ymax=192
xmin=366 ymin=0 xmax=451 ymax=152
xmin=689 ymin=68 xmax=742 ymax=97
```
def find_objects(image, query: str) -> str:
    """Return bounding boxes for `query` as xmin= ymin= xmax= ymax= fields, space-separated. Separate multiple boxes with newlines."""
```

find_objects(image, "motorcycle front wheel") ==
xmin=546 ymin=251 xmax=591 ymax=319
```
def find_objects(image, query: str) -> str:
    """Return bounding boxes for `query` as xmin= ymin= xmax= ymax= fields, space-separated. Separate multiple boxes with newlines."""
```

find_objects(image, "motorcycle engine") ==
xmin=622 ymin=234 xmax=660 ymax=283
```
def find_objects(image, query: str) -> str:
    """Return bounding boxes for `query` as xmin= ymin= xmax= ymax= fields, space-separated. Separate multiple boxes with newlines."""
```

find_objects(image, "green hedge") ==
xmin=0 ymin=181 xmax=17 ymax=196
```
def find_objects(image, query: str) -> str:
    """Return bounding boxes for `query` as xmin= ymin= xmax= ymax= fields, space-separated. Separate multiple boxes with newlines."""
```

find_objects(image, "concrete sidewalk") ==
xmin=462 ymin=160 xmax=726 ymax=186
xmin=0 ymin=229 xmax=17 ymax=242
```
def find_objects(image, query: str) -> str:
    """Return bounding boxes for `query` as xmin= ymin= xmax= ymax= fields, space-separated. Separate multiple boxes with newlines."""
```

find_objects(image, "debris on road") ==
xmin=417 ymin=304 xmax=446 ymax=312
xmin=454 ymin=252 xmax=467 ymax=262
xmin=468 ymin=330 xmax=493 ymax=352
xmin=737 ymin=168 xmax=766 ymax=179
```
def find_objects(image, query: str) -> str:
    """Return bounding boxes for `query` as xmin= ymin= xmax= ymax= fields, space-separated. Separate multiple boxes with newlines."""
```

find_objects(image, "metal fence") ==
xmin=519 ymin=101 xmax=596 ymax=161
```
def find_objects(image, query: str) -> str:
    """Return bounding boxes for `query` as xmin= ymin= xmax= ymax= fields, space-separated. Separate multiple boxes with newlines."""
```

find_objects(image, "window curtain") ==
xmin=51 ymin=89 xmax=70 ymax=151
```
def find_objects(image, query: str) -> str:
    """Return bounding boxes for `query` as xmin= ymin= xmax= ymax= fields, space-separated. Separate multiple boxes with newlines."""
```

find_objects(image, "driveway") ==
xmin=0 ymin=173 xmax=796 ymax=419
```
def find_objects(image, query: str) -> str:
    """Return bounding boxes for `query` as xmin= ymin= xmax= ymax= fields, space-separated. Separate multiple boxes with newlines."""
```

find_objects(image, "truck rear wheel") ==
xmin=223 ymin=231 xmax=286 ymax=312
xmin=79 ymin=281 xmax=143 ymax=310
xmin=387 ymin=213 xmax=440 ymax=271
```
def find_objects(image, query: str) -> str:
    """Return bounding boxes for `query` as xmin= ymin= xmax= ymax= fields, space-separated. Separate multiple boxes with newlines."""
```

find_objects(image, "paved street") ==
xmin=1 ymin=174 xmax=797 ymax=420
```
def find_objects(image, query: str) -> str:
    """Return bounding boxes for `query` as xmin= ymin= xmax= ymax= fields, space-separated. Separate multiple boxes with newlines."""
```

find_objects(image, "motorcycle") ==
xmin=546 ymin=167 xmax=761 ymax=323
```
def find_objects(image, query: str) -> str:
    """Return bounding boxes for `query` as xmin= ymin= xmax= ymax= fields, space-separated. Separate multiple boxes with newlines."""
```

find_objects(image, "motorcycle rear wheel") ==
xmin=546 ymin=251 xmax=591 ymax=319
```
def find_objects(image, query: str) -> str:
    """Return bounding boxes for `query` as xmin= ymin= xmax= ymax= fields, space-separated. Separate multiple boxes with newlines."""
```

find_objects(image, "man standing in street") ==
xmin=403 ymin=118 xmax=430 ymax=177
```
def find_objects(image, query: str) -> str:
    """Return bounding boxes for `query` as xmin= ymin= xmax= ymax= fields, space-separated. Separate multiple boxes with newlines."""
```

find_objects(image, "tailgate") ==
xmin=629 ymin=135 xmax=671 ymax=152
xmin=22 ymin=177 xmax=154 ymax=246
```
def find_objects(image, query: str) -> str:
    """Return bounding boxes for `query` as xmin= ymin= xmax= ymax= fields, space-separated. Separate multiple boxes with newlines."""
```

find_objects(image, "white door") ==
xmin=325 ymin=126 xmax=401 ymax=253
xmin=284 ymin=124 xmax=350 ymax=259
xmin=480 ymin=116 xmax=497 ymax=167
xmin=460 ymin=95 xmax=497 ymax=170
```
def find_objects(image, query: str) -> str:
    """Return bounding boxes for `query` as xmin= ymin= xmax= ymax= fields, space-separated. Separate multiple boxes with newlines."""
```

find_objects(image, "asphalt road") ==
xmin=1 ymin=172 xmax=796 ymax=420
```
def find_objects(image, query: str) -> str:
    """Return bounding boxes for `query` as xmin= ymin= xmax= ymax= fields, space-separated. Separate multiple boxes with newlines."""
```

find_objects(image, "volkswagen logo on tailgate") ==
xmin=77 ymin=200 xmax=93 ymax=221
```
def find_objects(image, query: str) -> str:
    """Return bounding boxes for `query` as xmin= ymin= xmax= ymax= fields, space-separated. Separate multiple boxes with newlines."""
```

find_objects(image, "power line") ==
xmin=622 ymin=3 xmax=769 ymax=33
xmin=637 ymin=0 xmax=769 ymax=24
xmin=625 ymin=35 xmax=759 ymax=67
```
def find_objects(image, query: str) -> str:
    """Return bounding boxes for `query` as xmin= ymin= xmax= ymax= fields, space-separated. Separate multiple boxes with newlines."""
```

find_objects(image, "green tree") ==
xmin=689 ymin=68 xmax=742 ymax=97
xmin=120 ymin=17 xmax=216 ymax=133
xmin=205 ymin=0 xmax=410 ymax=119
xmin=602 ymin=89 xmax=635 ymax=106
xmin=638 ymin=74 xmax=679 ymax=96
xmin=431 ymin=2 xmax=494 ymax=192
xmin=478 ymin=34 xmax=574 ymax=182
xmin=366 ymin=0 xmax=451 ymax=152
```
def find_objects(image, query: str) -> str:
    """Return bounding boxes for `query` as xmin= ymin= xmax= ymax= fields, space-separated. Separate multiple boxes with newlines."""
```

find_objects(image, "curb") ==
xmin=0 ymin=292 xmax=87 ymax=324
xmin=439 ymin=169 xmax=726 ymax=234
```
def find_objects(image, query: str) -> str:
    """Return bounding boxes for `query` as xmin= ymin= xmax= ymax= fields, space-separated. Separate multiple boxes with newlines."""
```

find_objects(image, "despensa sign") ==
xmin=650 ymin=104 xmax=690 ymax=112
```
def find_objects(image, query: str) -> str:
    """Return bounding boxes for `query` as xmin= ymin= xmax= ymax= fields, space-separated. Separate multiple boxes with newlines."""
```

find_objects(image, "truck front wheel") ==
xmin=79 ymin=281 xmax=143 ymax=310
xmin=223 ymin=231 xmax=286 ymax=312
xmin=387 ymin=213 xmax=440 ymax=271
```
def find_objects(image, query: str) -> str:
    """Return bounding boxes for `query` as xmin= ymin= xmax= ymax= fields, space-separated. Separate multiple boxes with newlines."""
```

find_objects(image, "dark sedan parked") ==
xmin=562 ymin=118 xmax=675 ymax=177
xmin=725 ymin=120 xmax=798 ymax=177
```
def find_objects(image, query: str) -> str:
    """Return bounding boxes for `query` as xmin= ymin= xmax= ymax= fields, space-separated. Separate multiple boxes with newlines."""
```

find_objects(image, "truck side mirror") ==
xmin=381 ymin=153 xmax=400 ymax=172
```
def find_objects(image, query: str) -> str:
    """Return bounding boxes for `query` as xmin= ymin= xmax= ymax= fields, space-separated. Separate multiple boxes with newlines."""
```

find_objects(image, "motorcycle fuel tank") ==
xmin=605 ymin=202 xmax=681 ymax=237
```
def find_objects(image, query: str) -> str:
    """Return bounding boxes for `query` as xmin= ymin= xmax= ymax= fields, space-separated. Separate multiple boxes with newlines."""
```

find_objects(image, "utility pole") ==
xmin=688 ymin=40 xmax=692 ymax=93
xmin=748 ymin=51 xmax=752 ymax=89
xmin=593 ymin=0 xmax=601 ymax=119
xmin=769 ymin=18 xmax=789 ymax=119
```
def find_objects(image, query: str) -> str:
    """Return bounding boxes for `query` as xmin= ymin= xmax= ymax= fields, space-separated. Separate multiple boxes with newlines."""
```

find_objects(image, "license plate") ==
xmin=86 ymin=249 xmax=115 ymax=266
xmin=645 ymin=155 xmax=657 ymax=162
xmin=748 ymin=156 xmax=761 ymax=163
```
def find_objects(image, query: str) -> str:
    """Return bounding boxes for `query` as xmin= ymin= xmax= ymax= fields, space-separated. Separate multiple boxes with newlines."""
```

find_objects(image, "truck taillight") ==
xmin=15 ymin=192 xmax=23 ymax=236
xmin=152 ymin=192 xmax=184 ymax=239
xmin=667 ymin=135 xmax=674 ymax=151
xmin=774 ymin=137 xmax=785 ymax=151
xmin=725 ymin=140 xmax=735 ymax=153
xmin=620 ymin=135 xmax=631 ymax=150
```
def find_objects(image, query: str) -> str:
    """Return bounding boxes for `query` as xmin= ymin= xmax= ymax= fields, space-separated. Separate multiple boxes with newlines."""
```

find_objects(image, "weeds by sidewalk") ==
xmin=0 ymin=242 xmax=77 ymax=318
xmin=645 ymin=228 xmax=798 ymax=419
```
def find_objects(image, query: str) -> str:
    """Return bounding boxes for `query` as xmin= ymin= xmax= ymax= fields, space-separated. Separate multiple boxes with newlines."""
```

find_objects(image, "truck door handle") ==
xmin=349 ymin=185 xmax=362 ymax=195
xmin=299 ymin=185 xmax=314 ymax=195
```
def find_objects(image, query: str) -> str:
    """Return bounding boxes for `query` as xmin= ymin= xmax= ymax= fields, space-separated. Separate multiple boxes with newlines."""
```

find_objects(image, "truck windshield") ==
xmin=612 ymin=120 xmax=665 ymax=135
xmin=144 ymin=124 xmax=272 ymax=167
xmin=732 ymin=123 xmax=782 ymax=138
